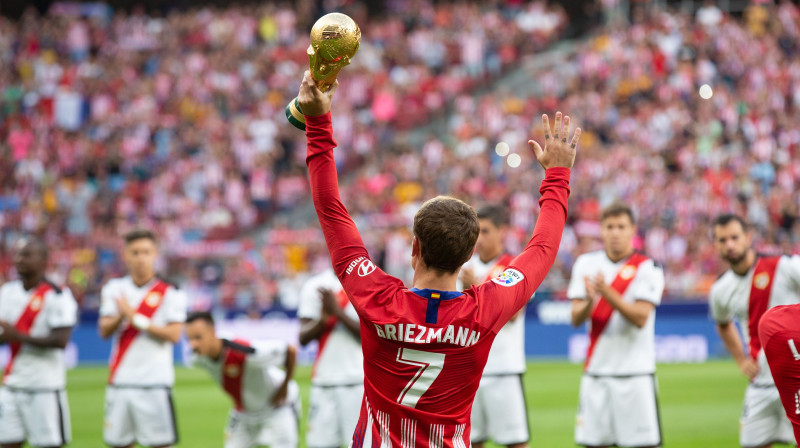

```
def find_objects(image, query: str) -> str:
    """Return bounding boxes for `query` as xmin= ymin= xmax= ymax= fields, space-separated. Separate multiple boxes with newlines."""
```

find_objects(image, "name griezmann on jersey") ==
xmin=374 ymin=322 xmax=480 ymax=347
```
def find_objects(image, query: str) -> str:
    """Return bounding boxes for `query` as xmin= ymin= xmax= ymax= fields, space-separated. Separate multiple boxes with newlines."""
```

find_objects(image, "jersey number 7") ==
xmin=396 ymin=348 xmax=445 ymax=408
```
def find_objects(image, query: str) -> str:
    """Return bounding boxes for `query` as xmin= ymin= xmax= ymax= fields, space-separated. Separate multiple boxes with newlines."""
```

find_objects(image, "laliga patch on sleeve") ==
xmin=492 ymin=268 xmax=525 ymax=286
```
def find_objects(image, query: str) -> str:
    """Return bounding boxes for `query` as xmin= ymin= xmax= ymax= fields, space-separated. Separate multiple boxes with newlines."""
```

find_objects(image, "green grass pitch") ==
xmin=62 ymin=360 xmax=794 ymax=447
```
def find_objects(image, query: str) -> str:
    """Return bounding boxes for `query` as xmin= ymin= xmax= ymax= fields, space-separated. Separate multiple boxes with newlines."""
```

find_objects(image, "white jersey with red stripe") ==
xmin=297 ymin=268 xmax=363 ymax=386
xmin=461 ymin=254 xmax=526 ymax=375
xmin=100 ymin=276 xmax=187 ymax=386
xmin=191 ymin=339 xmax=296 ymax=414
xmin=567 ymin=251 xmax=664 ymax=376
xmin=0 ymin=281 xmax=77 ymax=389
xmin=710 ymin=255 xmax=800 ymax=387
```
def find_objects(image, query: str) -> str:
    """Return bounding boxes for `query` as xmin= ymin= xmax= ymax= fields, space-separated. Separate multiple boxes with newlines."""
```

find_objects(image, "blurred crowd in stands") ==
xmin=0 ymin=0 xmax=567 ymax=313
xmin=2 ymin=0 xmax=799 ymax=315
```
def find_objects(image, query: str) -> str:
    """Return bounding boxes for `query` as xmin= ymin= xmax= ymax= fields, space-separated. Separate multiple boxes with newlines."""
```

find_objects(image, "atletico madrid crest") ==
xmin=754 ymin=272 xmax=770 ymax=290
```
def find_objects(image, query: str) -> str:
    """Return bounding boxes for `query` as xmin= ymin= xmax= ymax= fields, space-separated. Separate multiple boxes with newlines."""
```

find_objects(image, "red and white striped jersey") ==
xmin=306 ymin=112 xmax=570 ymax=447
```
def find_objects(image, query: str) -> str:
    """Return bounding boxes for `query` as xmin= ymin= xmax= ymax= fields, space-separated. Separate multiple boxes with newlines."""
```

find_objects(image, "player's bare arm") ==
xmin=717 ymin=320 xmax=759 ymax=380
xmin=0 ymin=321 xmax=72 ymax=349
xmin=299 ymin=287 xmax=333 ymax=346
xmin=321 ymin=288 xmax=360 ymax=338
xmin=272 ymin=345 xmax=297 ymax=406
xmin=298 ymin=317 xmax=327 ymax=346
xmin=589 ymin=272 xmax=654 ymax=328
xmin=570 ymin=276 xmax=597 ymax=327
xmin=98 ymin=314 xmax=124 ymax=339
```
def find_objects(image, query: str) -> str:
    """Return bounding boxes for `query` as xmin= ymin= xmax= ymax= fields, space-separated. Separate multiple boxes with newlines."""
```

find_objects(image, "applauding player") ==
xmin=569 ymin=203 xmax=664 ymax=448
xmin=460 ymin=205 xmax=530 ymax=448
xmin=710 ymin=214 xmax=799 ymax=448
xmin=186 ymin=312 xmax=299 ymax=448
xmin=298 ymin=268 xmax=363 ymax=448
xmin=0 ymin=238 xmax=77 ymax=448
xmin=99 ymin=230 xmax=187 ymax=448
xmin=298 ymin=70 xmax=579 ymax=447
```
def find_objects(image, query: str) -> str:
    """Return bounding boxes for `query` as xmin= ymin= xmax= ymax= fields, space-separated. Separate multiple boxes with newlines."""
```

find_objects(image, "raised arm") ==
xmin=478 ymin=113 xmax=580 ymax=327
xmin=299 ymin=72 xmax=369 ymax=278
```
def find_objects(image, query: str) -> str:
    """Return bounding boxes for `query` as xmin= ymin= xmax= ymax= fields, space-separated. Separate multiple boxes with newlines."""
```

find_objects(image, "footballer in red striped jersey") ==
xmin=758 ymin=304 xmax=800 ymax=445
xmin=0 ymin=237 xmax=77 ymax=448
xmin=98 ymin=229 xmax=187 ymax=448
xmin=186 ymin=312 xmax=300 ymax=448
xmin=568 ymin=203 xmax=664 ymax=448
xmin=710 ymin=214 xmax=800 ymax=447
xmin=297 ymin=71 xmax=579 ymax=448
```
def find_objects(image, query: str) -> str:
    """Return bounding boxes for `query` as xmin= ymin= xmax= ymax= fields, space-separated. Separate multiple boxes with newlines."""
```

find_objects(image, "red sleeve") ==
xmin=472 ymin=167 xmax=570 ymax=332
xmin=305 ymin=113 xmax=404 ymax=317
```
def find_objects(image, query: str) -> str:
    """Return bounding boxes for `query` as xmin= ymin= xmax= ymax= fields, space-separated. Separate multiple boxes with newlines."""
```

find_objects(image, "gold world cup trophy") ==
xmin=285 ymin=13 xmax=361 ymax=131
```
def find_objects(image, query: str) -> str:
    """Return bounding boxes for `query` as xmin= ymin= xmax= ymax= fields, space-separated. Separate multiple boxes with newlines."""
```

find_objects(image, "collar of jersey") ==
xmin=410 ymin=288 xmax=463 ymax=300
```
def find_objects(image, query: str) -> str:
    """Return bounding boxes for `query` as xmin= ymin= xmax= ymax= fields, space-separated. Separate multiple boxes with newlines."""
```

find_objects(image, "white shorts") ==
xmin=225 ymin=404 xmax=300 ymax=448
xmin=740 ymin=384 xmax=795 ymax=447
xmin=104 ymin=386 xmax=178 ymax=447
xmin=0 ymin=387 xmax=71 ymax=446
xmin=575 ymin=374 xmax=662 ymax=447
xmin=470 ymin=374 xmax=530 ymax=445
xmin=307 ymin=383 xmax=364 ymax=447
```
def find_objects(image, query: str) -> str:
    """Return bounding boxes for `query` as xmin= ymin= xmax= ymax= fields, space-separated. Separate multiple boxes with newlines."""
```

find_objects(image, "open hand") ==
xmin=297 ymin=71 xmax=339 ymax=117
xmin=528 ymin=111 xmax=581 ymax=170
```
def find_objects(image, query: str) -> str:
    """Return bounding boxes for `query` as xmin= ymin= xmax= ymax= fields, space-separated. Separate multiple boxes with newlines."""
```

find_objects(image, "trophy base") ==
xmin=285 ymin=97 xmax=306 ymax=131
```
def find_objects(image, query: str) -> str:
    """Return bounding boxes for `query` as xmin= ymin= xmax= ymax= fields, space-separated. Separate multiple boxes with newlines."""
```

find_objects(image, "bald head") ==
xmin=14 ymin=237 xmax=48 ymax=277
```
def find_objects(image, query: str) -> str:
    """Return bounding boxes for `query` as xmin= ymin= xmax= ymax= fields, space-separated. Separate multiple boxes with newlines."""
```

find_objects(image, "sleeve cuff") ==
xmin=305 ymin=112 xmax=332 ymax=127
xmin=544 ymin=167 xmax=571 ymax=181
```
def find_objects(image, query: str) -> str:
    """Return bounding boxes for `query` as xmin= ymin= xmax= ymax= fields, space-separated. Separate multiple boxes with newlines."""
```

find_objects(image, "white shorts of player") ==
xmin=307 ymin=383 xmax=364 ymax=448
xmin=575 ymin=374 xmax=661 ymax=447
xmin=225 ymin=401 xmax=300 ymax=448
xmin=104 ymin=386 xmax=178 ymax=447
xmin=740 ymin=383 xmax=795 ymax=447
xmin=0 ymin=387 xmax=71 ymax=446
xmin=470 ymin=374 xmax=530 ymax=445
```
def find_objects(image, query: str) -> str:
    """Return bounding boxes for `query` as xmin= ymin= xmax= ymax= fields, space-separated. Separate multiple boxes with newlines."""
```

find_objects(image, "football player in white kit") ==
xmin=98 ymin=229 xmax=187 ymax=448
xmin=460 ymin=205 xmax=529 ymax=448
xmin=0 ymin=237 xmax=77 ymax=448
xmin=185 ymin=312 xmax=300 ymax=448
xmin=568 ymin=202 xmax=664 ymax=448
xmin=298 ymin=268 xmax=363 ymax=448
xmin=709 ymin=214 xmax=799 ymax=448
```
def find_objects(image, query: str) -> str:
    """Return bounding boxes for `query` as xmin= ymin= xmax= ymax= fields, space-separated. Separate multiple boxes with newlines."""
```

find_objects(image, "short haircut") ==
xmin=413 ymin=196 xmax=479 ymax=274
xmin=712 ymin=214 xmax=748 ymax=232
xmin=186 ymin=311 xmax=215 ymax=326
xmin=19 ymin=236 xmax=48 ymax=259
xmin=476 ymin=204 xmax=509 ymax=228
xmin=601 ymin=202 xmax=635 ymax=224
xmin=124 ymin=229 xmax=157 ymax=245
